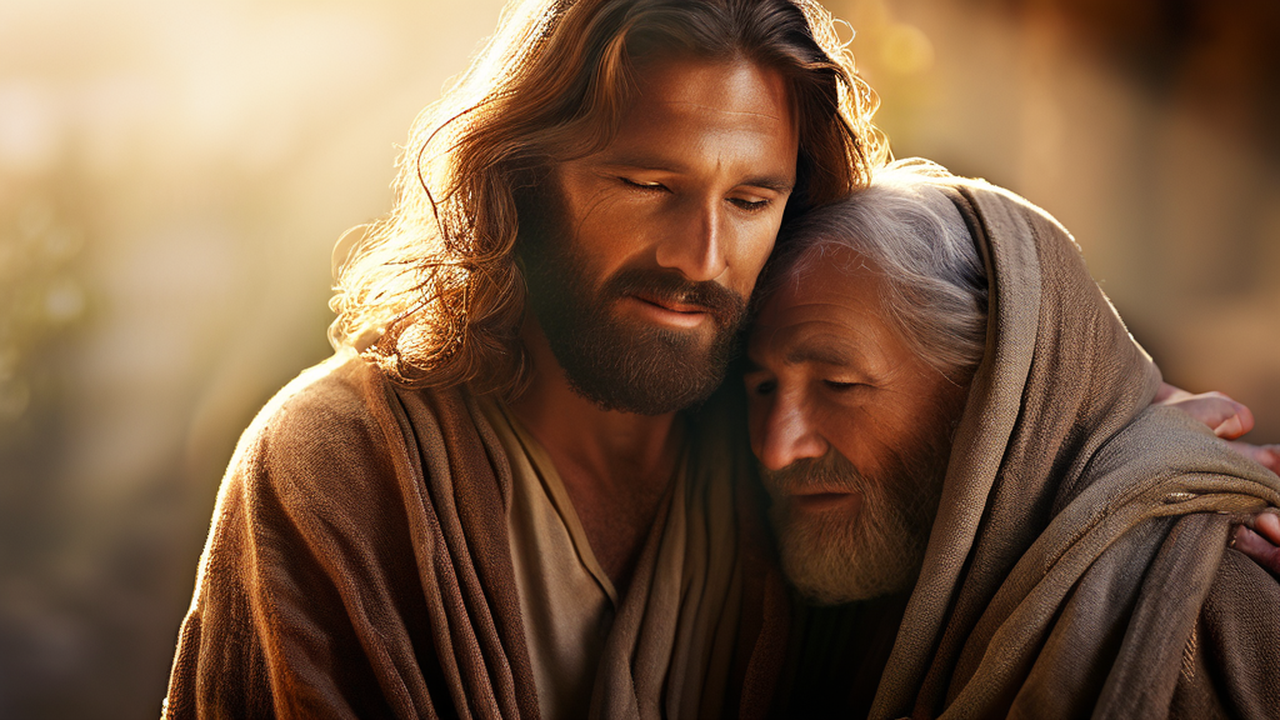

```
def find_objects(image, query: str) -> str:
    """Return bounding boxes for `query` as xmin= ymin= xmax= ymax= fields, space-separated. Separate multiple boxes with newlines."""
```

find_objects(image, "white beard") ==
xmin=762 ymin=444 xmax=948 ymax=605
xmin=770 ymin=489 xmax=925 ymax=605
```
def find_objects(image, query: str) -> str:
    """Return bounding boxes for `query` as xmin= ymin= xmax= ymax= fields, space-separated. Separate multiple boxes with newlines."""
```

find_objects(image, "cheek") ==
xmin=729 ymin=222 xmax=780 ymax=290
xmin=820 ymin=403 xmax=888 ymax=469
xmin=745 ymin=395 xmax=769 ymax=456
xmin=569 ymin=199 xmax=659 ymax=267
xmin=569 ymin=193 xmax=630 ymax=234
xmin=823 ymin=420 xmax=865 ymax=465
xmin=559 ymin=170 xmax=647 ymax=235
xmin=836 ymin=406 xmax=931 ymax=479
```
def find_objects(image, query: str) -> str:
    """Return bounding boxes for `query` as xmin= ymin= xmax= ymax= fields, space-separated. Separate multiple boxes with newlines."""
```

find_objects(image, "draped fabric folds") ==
xmin=163 ymin=353 xmax=788 ymax=719
xmin=869 ymin=161 xmax=1280 ymax=720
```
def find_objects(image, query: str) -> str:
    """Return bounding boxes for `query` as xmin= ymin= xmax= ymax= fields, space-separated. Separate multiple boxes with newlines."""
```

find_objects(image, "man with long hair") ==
xmin=162 ymin=1 xmax=1273 ymax=717
xmin=164 ymin=1 xmax=883 ymax=717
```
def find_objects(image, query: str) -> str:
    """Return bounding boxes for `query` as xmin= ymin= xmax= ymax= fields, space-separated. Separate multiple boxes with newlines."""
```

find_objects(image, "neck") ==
xmin=508 ymin=315 xmax=685 ymax=592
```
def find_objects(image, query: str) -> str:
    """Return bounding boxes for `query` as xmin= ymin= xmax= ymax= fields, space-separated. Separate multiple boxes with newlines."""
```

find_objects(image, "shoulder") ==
xmin=223 ymin=351 xmax=451 ymax=510
xmin=218 ymin=354 xmax=387 ymax=491
xmin=204 ymin=353 xmax=504 ymax=593
xmin=248 ymin=350 xmax=393 ymax=452
xmin=1091 ymin=405 xmax=1237 ymax=477
xmin=235 ymin=351 xmax=481 ymax=466
xmin=1069 ymin=405 xmax=1280 ymax=508
xmin=225 ymin=351 xmax=500 ymax=508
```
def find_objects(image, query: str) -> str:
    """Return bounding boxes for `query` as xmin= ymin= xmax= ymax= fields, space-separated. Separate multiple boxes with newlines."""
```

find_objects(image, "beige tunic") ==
xmin=483 ymin=398 xmax=753 ymax=720
xmin=484 ymin=399 xmax=614 ymax=719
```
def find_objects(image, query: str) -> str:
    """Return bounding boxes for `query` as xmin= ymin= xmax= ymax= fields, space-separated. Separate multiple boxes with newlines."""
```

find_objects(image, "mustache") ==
xmin=604 ymin=268 xmax=746 ymax=328
xmin=759 ymin=451 xmax=866 ymax=497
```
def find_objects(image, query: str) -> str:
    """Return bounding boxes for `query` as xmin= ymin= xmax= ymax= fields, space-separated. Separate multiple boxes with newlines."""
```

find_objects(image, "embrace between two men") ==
xmin=164 ymin=0 xmax=1280 ymax=717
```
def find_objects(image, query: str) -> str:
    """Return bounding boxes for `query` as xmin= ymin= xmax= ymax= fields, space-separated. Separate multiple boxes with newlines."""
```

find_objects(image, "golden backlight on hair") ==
xmin=329 ymin=0 xmax=888 ymax=397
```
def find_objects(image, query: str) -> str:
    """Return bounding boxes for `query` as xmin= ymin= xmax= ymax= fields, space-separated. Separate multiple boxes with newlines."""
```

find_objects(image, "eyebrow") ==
xmin=741 ymin=175 xmax=796 ymax=192
xmin=597 ymin=157 xmax=795 ymax=193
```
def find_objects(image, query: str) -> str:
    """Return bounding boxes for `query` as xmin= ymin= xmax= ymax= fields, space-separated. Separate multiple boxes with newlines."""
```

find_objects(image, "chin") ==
xmin=771 ymin=498 xmax=923 ymax=606
xmin=559 ymin=319 xmax=734 ymax=415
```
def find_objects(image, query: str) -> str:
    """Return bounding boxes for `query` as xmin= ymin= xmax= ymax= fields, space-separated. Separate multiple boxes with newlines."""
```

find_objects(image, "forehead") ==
xmin=748 ymin=245 xmax=900 ymax=367
xmin=609 ymin=56 xmax=798 ymax=163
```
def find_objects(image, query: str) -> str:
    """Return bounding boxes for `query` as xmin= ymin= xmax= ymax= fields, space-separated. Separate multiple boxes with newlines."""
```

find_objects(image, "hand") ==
xmin=1232 ymin=512 xmax=1280 ymax=578
xmin=1154 ymin=383 xmax=1280 ymax=474
xmin=1154 ymin=383 xmax=1254 ymax=439
xmin=1224 ymin=440 xmax=1280 ymax=475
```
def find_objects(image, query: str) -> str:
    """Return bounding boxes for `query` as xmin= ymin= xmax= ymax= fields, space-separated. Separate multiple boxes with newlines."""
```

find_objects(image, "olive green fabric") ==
xmin=868 ymin=161 xmax=1280 ymax=720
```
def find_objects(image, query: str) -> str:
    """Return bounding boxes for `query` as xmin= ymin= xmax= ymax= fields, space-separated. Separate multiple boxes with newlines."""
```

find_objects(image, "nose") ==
xmin=655 ymin=197 xmax=729 ymax=282
xmin=752 ymin=390 xmax=829 ymax=472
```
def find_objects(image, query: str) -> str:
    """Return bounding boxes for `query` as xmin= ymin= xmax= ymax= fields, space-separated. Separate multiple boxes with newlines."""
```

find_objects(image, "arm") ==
xmin=164 ymin=364 xmax=448 ymax=719
xmin=165 ymin=399 xmax=418 ymax=719
xmin=1174 ymin=540 xmax=1280 ymax=719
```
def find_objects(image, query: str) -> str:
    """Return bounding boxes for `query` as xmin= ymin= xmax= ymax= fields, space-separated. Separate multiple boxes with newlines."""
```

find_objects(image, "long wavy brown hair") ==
xmin=329 ymin=0 xmax=887 ymax=397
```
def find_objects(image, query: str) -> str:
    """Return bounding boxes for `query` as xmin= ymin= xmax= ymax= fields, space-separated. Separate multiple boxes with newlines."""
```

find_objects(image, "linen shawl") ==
xmin=868 ymin=161 xmax=1280 ymax=719
xmin=162 ymin=351 xmax=789 ymax=719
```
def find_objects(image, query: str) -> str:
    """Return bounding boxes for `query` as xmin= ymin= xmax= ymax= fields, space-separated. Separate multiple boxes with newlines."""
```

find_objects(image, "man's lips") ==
xmin=626 ymin=293 xmax=713 ymax=328
xmin=634 ymin=292 xmax=712 ymax=314
xmin=604 ymin=267 xmax=744 ymax=330
xmin=785 ymin=489 xmax=861 ymax=513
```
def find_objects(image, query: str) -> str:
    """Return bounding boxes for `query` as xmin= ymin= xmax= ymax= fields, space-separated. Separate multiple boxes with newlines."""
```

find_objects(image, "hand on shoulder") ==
xmin=1232 ymin=512 xmax=1280 ymax=578
xmin=1154 ymin=382 xmax=1280 ymax=474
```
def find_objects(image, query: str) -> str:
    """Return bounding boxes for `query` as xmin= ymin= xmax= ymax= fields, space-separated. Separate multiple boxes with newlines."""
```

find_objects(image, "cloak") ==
xmin=162 ymin=353 xmax=788 ymax=719
xmin=868 ymin=161 xmax=1280 ymax=719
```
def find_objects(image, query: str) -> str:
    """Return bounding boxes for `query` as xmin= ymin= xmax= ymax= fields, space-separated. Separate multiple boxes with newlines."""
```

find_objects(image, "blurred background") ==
xmin=1 ymin=0 xmax=1276 ymax=715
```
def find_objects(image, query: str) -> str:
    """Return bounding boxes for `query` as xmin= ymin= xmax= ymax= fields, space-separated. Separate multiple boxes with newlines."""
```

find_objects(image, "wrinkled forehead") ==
xmin=747 ymin=245 xmax=888 ymax=366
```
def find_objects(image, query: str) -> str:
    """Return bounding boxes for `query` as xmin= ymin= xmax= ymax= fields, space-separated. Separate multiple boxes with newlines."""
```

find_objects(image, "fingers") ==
xmin=1157 ymin=390 xmax=1256 ymax=439
xmin=1202 ymin=392 xmax=1254 ymax=438
xmin=1232 ymin=524 xmax=1280 ymax=578
xmin=1254 ymin=512 xmax=1280 ymax=545
xmin=1225 ymin=441 xmax=1280 ymax=475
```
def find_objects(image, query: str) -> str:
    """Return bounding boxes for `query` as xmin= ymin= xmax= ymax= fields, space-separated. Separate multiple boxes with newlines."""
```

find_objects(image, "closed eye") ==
xmin=823 ymin=380 xmax=865 ymax=392
xmin=744 ymin=373 xmax=776 ymax=396
xmin=620 ymin=177 xmax=667 ymax=192
xmin=728 ymin=197 xmax=771 ymax=212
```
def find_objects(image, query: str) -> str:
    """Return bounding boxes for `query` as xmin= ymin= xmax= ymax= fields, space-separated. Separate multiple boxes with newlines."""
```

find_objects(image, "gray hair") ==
xmin=762 ymin=163 xmax=989 ymax=384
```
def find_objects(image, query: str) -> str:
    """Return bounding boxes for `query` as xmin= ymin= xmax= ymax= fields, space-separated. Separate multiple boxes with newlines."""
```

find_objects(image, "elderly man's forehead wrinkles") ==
xmin=784 ymin=338 xmax=866 ymax=369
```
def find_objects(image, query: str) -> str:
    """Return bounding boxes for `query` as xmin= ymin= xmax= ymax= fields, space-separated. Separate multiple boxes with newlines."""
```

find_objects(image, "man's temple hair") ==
xmin=759 ymin=163 xmax=989 ymax=385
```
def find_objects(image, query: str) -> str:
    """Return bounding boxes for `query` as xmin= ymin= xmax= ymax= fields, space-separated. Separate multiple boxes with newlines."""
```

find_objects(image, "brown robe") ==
xmin=162 ymin=353 xmax=789 ymax=719
xmin=860 ymin=161 xmax=1280 ymax=719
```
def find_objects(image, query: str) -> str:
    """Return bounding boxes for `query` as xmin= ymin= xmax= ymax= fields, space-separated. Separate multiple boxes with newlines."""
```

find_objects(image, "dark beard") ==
xmin=518 ymin=198 xmax=747 ymax=416
xmin=760 ymin=431 xmax=951 ymax=605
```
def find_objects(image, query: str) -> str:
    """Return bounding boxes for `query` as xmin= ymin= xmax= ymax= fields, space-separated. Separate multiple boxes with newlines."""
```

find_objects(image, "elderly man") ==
xmin=165 ymin=0 xmax=1275 ymax=715
xmin=746 ymin=160 xmax=1280 ymax=718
